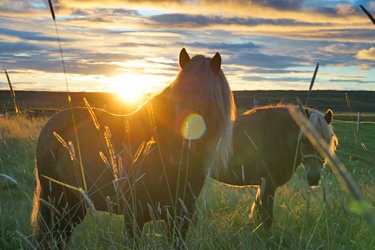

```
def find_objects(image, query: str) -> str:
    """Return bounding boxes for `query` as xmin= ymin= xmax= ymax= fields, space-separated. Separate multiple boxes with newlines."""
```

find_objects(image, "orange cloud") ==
xmin=355 ymin=47 xmax=375 ymax=60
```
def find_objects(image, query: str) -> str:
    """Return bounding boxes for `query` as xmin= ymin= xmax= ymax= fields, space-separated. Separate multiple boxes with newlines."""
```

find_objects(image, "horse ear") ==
xmin=210 ymin=52 xmax=221 ymax=74
xmin=305 ymin=108 xmax=310 ymax=118
xmin=179 ymin=48 xmax=190 ymax=68
xmin=324 ymin=109 xmax=333 ymax=124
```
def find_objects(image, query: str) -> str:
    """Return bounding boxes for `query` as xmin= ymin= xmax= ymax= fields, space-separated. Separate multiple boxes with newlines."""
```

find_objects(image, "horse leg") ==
xmin=250 ymin=186 xmax=261 ymax=221
xmin=249 ymin=179 xmax=275 ymax=229
xmin=35 ymin=177 xmax=86 ymax=249
xmin=249 ymin=177 xmax=266 ymax=221
xmin=260 ymin=186 xmax=276 ymax=229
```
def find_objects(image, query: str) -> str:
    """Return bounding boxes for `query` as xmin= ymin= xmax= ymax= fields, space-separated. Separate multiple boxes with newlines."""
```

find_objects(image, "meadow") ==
xmin=0 ymin=110 xmax=374 ymax=249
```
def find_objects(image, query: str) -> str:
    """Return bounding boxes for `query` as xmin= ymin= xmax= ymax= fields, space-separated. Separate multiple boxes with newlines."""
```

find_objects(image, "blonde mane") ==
xmin=168 ymin=54 xmax=236 ymax=176
xmin=243 ymin=103 xmax=290 ymax=115
xmin=308 ymin=109 xmax=338 ymax=155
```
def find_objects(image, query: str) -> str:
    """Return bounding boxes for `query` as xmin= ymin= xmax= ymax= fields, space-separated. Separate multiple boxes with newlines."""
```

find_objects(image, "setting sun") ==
xmin=113 ymin=74 xmax=155 ymax=104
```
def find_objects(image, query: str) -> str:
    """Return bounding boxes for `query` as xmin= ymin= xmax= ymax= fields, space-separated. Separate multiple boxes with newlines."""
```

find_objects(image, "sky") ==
xmin=1 ymin=0 xmax=375 ymax=101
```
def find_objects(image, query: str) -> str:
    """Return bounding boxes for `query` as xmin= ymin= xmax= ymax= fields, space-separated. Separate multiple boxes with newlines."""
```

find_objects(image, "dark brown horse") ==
xmin=31 ymin=48 xmax=236 ymax=248
xmin=214 ymin=105 xmax=337 ymax=229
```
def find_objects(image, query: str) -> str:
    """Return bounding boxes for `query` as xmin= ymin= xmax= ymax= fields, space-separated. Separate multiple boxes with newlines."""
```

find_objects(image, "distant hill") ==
xmin=233 ymin=90 xmax=375 ymax=113
xmin=0 ymin=91 xmax=131 ymax=114
xmin=1 ymin=90 xmax=374 ymax=114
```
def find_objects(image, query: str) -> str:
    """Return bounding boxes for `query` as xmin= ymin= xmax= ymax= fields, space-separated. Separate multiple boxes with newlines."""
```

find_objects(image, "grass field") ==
xmin=0 ymin=114 xmax=374 ymax=249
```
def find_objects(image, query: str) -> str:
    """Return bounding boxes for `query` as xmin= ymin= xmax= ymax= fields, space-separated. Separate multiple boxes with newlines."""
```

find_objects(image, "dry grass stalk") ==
xmin=53 ymin=132 xmax=76 ymax=161
xmin=48 ymin=0 xmax=55 ymax=21
xmin=345 ymin=92 xmax=352 ymax=111
xmin=15 ymin=230 xmax=36 ymax=250
xmin=306 ymin=62 xmax=319 ymax=105
xmin=4 ymin=69 xmax=19 ymax=115
xmin=48 ymin=0 xmax=88 ymax=195
xmin=0 ymin=173 xmax=18 ymax=185
xmin=104 ymin=126 xmax=119 ymax=181
xmin=84 ymin=97 xmax=100 ymax=130
xmin=360 ymin=5 xmax=375 ymax=25
xmin=79 ymin=188 xmax=96 ymax=212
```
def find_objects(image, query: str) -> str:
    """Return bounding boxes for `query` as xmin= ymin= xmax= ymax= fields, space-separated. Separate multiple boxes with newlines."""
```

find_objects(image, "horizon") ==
xmin=1 ymin=1 xmax=375 ymax=101
xmin=1 ymin=89 xmax=374 ymax=94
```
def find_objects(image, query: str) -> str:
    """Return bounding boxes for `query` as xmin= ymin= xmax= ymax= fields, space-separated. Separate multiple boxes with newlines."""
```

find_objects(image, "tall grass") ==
xmin=1 ymin=114 xmax=375 ymax=249
xmin=0 ymin=116 xmax=45 ymax=249
xmin=189 ymin=168 xmax=375 ymax=249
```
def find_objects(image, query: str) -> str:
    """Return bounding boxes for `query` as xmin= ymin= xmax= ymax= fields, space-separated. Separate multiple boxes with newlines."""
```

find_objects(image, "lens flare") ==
xmin=180 ymin=113 xmax=206 ymax=140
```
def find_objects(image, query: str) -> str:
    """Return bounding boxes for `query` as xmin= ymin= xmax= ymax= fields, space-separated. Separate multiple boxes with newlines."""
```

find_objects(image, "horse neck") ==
xmin=125 ymin=100 xmax=163 ymax=141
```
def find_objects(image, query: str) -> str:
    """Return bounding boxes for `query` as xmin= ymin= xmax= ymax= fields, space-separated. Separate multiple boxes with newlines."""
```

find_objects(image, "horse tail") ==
xmin=30 ymin=166 xmax=41 ymax=240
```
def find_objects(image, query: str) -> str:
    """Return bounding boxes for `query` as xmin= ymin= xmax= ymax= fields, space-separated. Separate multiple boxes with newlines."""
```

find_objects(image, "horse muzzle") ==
xmin=307 ymin=172 xmax=321 ymax=186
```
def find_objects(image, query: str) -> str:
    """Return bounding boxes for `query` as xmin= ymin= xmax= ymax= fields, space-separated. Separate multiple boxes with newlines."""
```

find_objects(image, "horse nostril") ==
xmin=307 ymin=172 xmax=321 ymax=186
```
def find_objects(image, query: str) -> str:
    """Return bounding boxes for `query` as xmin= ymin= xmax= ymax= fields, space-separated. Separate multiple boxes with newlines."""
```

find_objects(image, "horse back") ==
xmin=36 ymin=108 xmax=132 ymax=207
xmin=230 ymin=108 xmax=300 ymax=186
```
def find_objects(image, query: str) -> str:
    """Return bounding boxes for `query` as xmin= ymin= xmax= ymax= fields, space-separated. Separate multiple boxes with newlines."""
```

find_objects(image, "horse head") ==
xmin=163 ymin=48 xmax=236 ymax=176
xmin=300 ymin=109 xmax=337 ymax=186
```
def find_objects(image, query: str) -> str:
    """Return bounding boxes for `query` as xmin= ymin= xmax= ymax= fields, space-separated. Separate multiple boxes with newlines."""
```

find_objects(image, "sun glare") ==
xmin=113 ymin=74 xmax=155 ymax=104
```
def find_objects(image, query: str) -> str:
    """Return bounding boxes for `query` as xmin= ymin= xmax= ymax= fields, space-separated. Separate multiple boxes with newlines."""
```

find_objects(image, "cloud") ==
xmin=0 ymin=27 xmax=70 ymax=42
xmin=59 ymin=0 xmax=304 ymax=9
xmin=229 ymin=51 xmax=305 ymax=69
xmin=0 ymin=0 xmax=47 ymax=17
xmin=148 ymin=13 xmax=316 ymax=29
xmin=176 ymin=42 xmax=260 ymax=51
xmin=60 ymin=0 xmax=305 ymax=11
xmin=150 ymin=14 xmax=213 ymax=26
xmin=336 ymin=4 xmax=356 ymax=15
xmin=2 ymin=0 xmax=375 ymax=92
xmin=355 ymin=47 xmax=375 ymax=60
xmin=0 ymin=41 xmax=42 ymax=53
xmin=322 ymin=44 xmax=356 ymax=54
xmin=263 ymin=0 xmax=304 ymax=10
xmin=329 ymin=78 xmax=375 ymax=84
